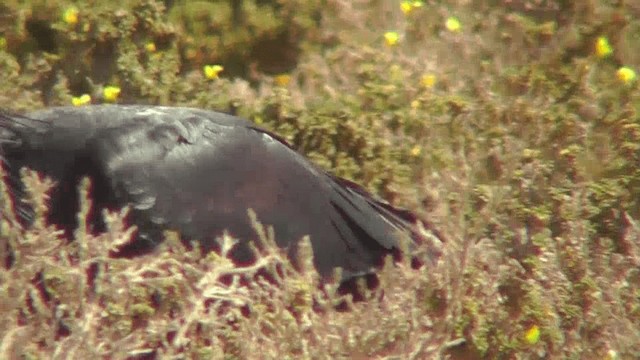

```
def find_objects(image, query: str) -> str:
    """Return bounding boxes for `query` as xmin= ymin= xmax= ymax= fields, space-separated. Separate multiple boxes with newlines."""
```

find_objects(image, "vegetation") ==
xmin=1 ymin=0 xmax=639 ymax=358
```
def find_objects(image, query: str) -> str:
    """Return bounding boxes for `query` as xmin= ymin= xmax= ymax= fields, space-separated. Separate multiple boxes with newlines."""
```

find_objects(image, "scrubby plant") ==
xmin=1 ymin=0 xmax=639 ymax=358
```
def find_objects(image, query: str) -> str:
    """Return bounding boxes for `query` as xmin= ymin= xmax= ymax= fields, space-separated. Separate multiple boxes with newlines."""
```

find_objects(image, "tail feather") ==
xmin=330 ymin=175 xmax=444 ymax=268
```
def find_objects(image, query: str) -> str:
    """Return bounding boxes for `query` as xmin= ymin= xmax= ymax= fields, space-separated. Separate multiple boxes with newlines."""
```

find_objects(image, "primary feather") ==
xmin=0 ymin=105 xmax=433 ymax=280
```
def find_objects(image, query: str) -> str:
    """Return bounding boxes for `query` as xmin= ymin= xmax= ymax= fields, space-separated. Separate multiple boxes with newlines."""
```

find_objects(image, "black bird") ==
xmin=0 ymin=105 xmax=434 ymax=280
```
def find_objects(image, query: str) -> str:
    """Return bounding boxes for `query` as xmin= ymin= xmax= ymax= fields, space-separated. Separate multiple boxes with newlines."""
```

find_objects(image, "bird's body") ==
xmin=1 ymin=105 xmax=431 ymax=280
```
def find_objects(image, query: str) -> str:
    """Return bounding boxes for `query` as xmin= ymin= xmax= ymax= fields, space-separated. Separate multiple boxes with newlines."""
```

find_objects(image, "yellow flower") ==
xmin=445 ymin=17 xmax=461 ymax=33
xmin=410 ymin=145 xmax=422 ymax=157
xmin=524 ymin=325 xmax=540 ymax=345
xmin=274 ymin=74 xmax=291 ymax=87
xmin=595 ymin=36 xmax=613 ymax=58
xmin=63 ymin=7 xmax=79 ymax=25
xmin=204 ymin=64 xmax=224 ymax=80
xmin=401 ymin=1 xmax=423 ymax=15
xmin=103 ymin=86 xmax=121 ymax=102
xmin=420 ymin=73 xmax=437 ymax=88
xmin=400 ymin=1 xmax=413 ymax=15
xmin=384 ymin=31 xmax=400 ymax=46
xmin=145 ymin=42 xmax=157 ymax=53
xmin=71 ymin=94 xmax=91 ymax=106
xmin=617 ymin=66 xmax=636 ymax=85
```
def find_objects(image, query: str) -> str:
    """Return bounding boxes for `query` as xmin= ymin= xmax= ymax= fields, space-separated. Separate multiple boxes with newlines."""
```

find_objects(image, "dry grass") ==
xmin=1 ymin=0 xmax=640 ymax=358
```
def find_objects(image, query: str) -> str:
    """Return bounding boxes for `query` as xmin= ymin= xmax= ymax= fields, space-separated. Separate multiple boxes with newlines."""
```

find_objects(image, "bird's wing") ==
xmin=84 ymin=110 xmax=411 ymax=278
xmin=1 ymin=105 xmax=416 ymax=279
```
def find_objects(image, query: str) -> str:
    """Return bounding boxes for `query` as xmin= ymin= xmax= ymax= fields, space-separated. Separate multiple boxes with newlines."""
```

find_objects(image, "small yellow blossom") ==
xmin=71 ymin=94 xmax=91 ymax=106
xmin=274 ymin=74 xmax=291 ymax=87
xmin=595 ymin=36 xmax=613 ymax=58
xmin=384 ymin=31 xmax=400 ymax=46
xmin=204 ymin=64 xmax=224 ymax=80
xmin=420 ymin=73 xmax=437 ymax=88
xmin=103 ymin=86 xmax=121 ymax=102
xmin=410 ymin=100 xmax=420 ymax=109
xmin=401 ymin=1 xmax=423 ymax=15
xmin=400 ymin=2 xmax=413 ymax=15
xmin=617 ymin=66 xmax=636 ymax=85
xmin=145 ymin=42 xmax=157 ymax=53
xmin=410 ymin=145 xmax=422 ymax=157
xmin=63 ymin=7 xmax=79 ymax=25
xmin=445 ymin=17 xmax=461 ymax=33
xmin=524 ymin=325 xmax=540 ymax=345
xmin=400 ymin=1 xmax=413 ymax=15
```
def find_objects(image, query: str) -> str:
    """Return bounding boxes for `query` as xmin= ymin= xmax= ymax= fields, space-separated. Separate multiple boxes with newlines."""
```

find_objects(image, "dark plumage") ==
xmin=0 ymin=105 xmax=434 ymax=280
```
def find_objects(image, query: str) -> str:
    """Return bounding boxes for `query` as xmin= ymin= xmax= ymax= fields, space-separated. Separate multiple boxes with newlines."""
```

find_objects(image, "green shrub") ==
xmin=1 ymin=0 xmax=639 ymax=358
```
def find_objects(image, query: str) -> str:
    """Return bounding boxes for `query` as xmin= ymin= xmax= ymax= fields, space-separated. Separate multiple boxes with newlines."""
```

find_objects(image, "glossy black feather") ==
xmin=0 ymin=105 xmax=430 ymax=279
